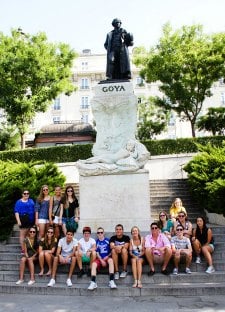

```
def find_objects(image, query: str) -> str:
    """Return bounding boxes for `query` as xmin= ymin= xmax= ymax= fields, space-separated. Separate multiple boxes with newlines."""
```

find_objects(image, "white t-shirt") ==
xmin=58 ymin=237 xmax=78 ymax=257
xmin=79 ymin=237 xmax=96 ymax=254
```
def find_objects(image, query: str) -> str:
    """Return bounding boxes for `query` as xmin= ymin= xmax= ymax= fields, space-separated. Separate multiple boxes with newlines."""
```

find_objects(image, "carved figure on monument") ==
xmin=76 ymin=139 xmax=149 ymax=176
xmin=104 ymin=18 xmax=133 ymax=80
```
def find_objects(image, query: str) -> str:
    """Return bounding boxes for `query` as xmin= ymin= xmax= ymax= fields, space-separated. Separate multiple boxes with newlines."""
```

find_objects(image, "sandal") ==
xmin=132 ymin=280 xmax=138 ymax=288
xmin=137 ymin=280 xmax=142 ymax=288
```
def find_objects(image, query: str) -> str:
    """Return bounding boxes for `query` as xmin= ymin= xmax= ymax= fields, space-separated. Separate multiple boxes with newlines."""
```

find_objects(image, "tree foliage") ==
xmin=184 ymin=143 xmax=225 ymax=215
xmin=0 ymin=160 xmax=66 ymax=241
xmin=0 ymin=123 xmax=20 ymax=150
xmin=137 ymin=96 xmax=169 ymax=140
xmin=133 ymin=24 xmax=225 ymax=137
xmin=0 ymin=29 xmax=77 ymax=148
xmin=197 ymin=107 xmax=225 ymax=135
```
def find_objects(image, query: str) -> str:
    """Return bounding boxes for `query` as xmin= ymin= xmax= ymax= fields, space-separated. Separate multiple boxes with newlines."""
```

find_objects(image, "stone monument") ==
xmin=75 ymin=19 xmax=150 ymax=232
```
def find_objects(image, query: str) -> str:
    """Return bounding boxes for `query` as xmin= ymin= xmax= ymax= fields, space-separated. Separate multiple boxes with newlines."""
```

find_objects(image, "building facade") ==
xmin=24 ymin=49 xmax=225 ymax=144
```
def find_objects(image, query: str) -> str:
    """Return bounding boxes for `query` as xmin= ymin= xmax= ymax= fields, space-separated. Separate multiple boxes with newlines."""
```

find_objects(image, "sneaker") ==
xmin=88 ymin=281 xmax=97 ymax=290
xmin=114 ymin=272 xmax=120 ymax=280
xmin=205 ymin=266 xmax=215 ymax=274
xmin=109 ymin=280 xmax=117 ymax=289
xmin=185 ymin=267 xmax=192 ymax=274
xmin=66 ymin=278 xmax=72 ymax=287
xmin=120 ymin=271 xmax=127 ymax=278
xmin=27 ymin=280 xmax=35 ymax=285
xmin=173 ymin=268 xmax=178 ymax=275
xmin=47 ymin=278 xmax=55 ymax=287
xmin=77 ymin=269 xmax=85 ymax=278
xmin=195 ymin=256 xmax=201 ymax=264
xmin=16 ymin=279 xmax=24 ymax=285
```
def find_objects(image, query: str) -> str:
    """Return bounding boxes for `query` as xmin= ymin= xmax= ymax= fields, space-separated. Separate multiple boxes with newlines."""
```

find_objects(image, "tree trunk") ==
xmin=191 ymin=122 xmax=196 ymax=138
xmin=20 ymin=133 xmax=25 ymax=149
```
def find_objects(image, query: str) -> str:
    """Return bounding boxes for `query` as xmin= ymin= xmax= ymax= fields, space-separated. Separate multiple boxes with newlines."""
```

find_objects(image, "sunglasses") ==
xmin=23 ymin=192 xmax=29 ymax=195
xmin=67 ymin=190 xmax=73 ymax=192
xmin=29 ymin=230 xmax=36 ymax=233
xmin=160 ymin=214 xmax=165 ymax=217
xmin=178 ymin=215 xmax=185 ymax=218
xmin=97 ymin=231 xmax=103 ymax=234
xmin=43 ymin=188 xmax=48 ymax=191
xmin=176 ymin=228 xmax=183 ymax=231
xmin=151 ymin=227 xmax=158 ymax=230
xmin=47 ymin=231 xmax=53 ymax=234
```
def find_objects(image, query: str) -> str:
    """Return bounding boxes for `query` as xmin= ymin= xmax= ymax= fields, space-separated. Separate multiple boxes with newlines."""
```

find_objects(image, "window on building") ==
xmin=136 ymin=77 xmax=144 ymax=86
xmin=81 ymin=61 xmax=88 ymax=70
xmin=81 ymin=96 xmax=89 ymax=109
xmin=80 ymin=78 xmax=89 ymax=89
xmin=168 ymin=113 xmax=176 ymax=126
xmin=53 ymin=98 xmax=61 ymax=110
xmin=81 ymin=114 xmax=89 ymax=123
xmin=221 ymin=92 xmax=225 ymax=104
xmin=53 ymin=116 xmax=60 ymax=124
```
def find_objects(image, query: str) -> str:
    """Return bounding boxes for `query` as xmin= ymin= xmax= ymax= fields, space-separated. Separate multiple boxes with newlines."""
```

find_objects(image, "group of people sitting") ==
xmin=14 ymin=188 xmax=215 ymax=289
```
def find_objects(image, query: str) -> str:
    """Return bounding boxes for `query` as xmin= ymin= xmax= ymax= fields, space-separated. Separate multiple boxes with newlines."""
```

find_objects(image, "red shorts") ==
xmin=94 ymin=258 xmax=108 ymax=271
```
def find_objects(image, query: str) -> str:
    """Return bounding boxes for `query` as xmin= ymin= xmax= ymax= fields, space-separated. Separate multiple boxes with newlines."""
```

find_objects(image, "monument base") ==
xmin=78 ymin=170 xmax=151 ymax=233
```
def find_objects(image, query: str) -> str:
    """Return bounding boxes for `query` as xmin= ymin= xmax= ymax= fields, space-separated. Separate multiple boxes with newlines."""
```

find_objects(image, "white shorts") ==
xmin=53 ymin=216 xmax=60 ymax=224
xmin=38 ymin=219 xmax=49 ymax=224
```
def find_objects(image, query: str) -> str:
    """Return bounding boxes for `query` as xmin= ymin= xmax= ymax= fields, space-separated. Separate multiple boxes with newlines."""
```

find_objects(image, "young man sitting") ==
xmin=145 ymin=222 xmax=172 ymax=275
xmin=76 ymin=226 xmax=96 ymax=277
xmin=88 ymin=227 xmax=117 ymax=290
xmin=47 ymin=230 xmax=78 ymax=287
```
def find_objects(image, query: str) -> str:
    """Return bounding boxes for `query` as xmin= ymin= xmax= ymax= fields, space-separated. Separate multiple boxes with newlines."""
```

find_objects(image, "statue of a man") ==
xmin=104 ymin=18 xmax=133 ymax=80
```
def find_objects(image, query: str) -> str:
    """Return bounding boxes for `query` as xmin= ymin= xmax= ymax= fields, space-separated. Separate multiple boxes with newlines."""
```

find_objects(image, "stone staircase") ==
xmin=150 ymin=179 xmax=204 ymax=222
xmin=0 ymin=179 xmax=225 ymax=296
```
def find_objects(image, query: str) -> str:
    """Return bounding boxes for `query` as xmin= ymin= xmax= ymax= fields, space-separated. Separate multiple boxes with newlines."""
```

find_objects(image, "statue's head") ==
xmin=112 ymin=18 xmax=122 ymax=27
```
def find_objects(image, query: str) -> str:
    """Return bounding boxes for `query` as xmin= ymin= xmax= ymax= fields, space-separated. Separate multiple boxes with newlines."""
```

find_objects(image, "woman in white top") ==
xmin=129 ymin=226 xmax=145 ymax=288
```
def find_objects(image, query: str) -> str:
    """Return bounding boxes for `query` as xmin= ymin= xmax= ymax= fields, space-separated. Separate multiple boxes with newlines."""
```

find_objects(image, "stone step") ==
xmin=0 ymin=260 xmax=224 ymax=273
xmin=1 ymin=280 xmax=225 ymax=297
xmin=1 ymin=271 xmax=225 ymax=284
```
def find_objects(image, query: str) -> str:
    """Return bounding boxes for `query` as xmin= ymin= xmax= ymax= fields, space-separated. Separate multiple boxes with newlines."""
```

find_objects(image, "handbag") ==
xmin=65 ymin=208 xmax=78 ymax=233
xmin=20 ymin=213 xmax=30 ymax=228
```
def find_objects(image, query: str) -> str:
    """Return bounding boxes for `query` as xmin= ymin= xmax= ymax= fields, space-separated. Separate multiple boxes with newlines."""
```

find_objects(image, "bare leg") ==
xmin=45 ymin=252 xmax=53 ymax=275
xmin=38 ymin=223 xmax=46 ymax=239
xmin=121 ymin=248 xmax=128 ymax=271
xmin=38 ymin=251 xmax=45 ymax=275
xmin=202 ymin=245 xmax=213 ymax=266
xmin=19 ymin=257 xmax=27 ymax=280
xmin=162 ymin=247 xmax=172 ymax=270
xmin=111 ymin=249 xmax=119 ymax=272
xmin=68 ymin=256 xmax=76 ymax=279
xmin=27 ymin=258 xmax=35 ymax=281
xmin=145 ymin=248 xmax=154 ymax=271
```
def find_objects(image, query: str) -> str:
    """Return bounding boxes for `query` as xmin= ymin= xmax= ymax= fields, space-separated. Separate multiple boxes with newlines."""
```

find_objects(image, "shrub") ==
xmin=184 ymin=143 xmax=225 ymax=215
xmin=0 ymin=160 xmax=66 ymax=241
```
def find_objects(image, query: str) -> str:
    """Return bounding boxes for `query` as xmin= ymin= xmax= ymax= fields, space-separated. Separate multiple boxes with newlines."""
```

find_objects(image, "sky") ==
xmin=0 ymin=0 xmax=225 ymax=54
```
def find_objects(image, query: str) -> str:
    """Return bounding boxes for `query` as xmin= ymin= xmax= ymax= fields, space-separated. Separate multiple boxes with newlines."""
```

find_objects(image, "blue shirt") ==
xmin=96 ymin=237 xmax=111 ymax=258
xmin=14 ymin=198 xmax=35 ymax=224
xmin=35 ymin=199 xmax=50 ymax=220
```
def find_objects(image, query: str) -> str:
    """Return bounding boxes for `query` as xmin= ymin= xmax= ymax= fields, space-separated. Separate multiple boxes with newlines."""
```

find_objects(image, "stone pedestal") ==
xmin=76 ymin=81 xmax=150 ymax=233
xmin=78 ymin=170 xmax=151 ymax=233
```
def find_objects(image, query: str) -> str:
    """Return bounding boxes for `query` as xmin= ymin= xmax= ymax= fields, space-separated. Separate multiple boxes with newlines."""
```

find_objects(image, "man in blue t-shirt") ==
xmin=87 ymin=227 xmax=117 ymax=290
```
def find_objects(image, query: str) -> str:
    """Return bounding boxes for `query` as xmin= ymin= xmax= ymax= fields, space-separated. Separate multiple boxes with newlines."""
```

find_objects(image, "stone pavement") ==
xmin=0 ymin=294 xmax=225 ymax=312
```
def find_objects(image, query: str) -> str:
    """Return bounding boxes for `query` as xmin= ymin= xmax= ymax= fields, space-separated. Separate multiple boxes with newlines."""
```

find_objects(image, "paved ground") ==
xmin=0 ymin=294 xmax=225 ymax=312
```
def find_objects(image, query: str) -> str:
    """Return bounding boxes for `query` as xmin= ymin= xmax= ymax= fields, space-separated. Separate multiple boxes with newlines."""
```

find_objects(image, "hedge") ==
xmin=0 ymin=136 xmax=224 ymax=163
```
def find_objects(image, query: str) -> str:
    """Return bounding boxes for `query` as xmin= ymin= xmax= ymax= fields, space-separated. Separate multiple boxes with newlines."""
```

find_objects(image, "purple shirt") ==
xmin=145 ymin=232 xmax=171 ymax=248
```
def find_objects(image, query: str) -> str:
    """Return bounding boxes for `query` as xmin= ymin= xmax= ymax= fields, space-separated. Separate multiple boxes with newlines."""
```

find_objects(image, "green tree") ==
xmin=133 ymin=24 xmax=225 ymax=137
xmin=0 ymin=160 xmax=66 ymax=241
xmin=137 ymin=97 xmax=169 ymax=140
xmin=0 ymin=123 xmax=20 ymax=150
xmin=0 ymin=29 xmax=77 ymax=149
xmin=197 ymin=107 xmax=225 ymax=135
xmin=184 ymin=143 xmax=225 ymax=215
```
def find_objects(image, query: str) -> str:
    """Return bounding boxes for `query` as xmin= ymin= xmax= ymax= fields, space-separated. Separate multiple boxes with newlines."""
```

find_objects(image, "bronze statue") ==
xmin=104 ymin=18 xmax=133 ymax=80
